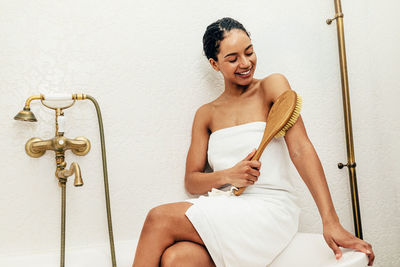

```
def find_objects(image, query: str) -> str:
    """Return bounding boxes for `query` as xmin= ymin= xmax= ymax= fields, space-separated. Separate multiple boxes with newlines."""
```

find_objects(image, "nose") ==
xmin=238 ymin=55 xmax=251 ymax=68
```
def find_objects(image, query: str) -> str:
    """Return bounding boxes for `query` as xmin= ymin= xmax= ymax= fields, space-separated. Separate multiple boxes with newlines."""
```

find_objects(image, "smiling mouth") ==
xmin=235 ymin=67 xmax=252 ymax=76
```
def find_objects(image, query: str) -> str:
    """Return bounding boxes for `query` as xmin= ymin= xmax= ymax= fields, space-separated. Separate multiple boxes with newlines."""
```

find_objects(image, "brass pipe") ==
xmin=327 ymin=0 xmax=363 ymax=239
xmin=86 ymin=95 xmax=117 ymax=267
xmin=54 ymin=145 xmax=68 ymax=267
xmin=20 ymin=93 xmax=85 ymax=111
xmin=23 ymin=95 xmax=43 ymax=109
xmin=61 ymin=182 xmax=66 ymax=267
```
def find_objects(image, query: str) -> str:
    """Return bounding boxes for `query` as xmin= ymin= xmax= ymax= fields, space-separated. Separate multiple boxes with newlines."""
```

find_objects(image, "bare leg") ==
xmin=132 ymin=202 xmax=205 ymax=267
xmin=161 ymin=241 xmax=215 ymax=267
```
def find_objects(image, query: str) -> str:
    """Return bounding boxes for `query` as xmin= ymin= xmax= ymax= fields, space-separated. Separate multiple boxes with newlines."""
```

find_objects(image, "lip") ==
xmin=235 ymin=66 xmax=253 ymax=78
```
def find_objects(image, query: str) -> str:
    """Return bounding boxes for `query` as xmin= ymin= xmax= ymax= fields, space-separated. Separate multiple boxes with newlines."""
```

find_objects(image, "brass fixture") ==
xmin=338 ymin=162 xmax=356 ymax=169
xmin=25 ymin=133 xmax=90 ymax=187
xmin=57 ymin=162 xmax=84 ymax=187
xmin=20 ymin=95 xmax=43 ymax=111
xmin=14 ymin=94 xmax=117 ymax=267
xmin=13 ymin=95 xmax=43 ymax=122
xmin=85 ymin=95 xmax=117 ymax=265
xmin=14 ymin=108 xmax=38 ymax=122
xmin=327 ymin=0 xmax=363 ymax=239
xmin=25 ymin=136 xmax=90 ymax=159
xmin=326 ymin=12 xmax=343 ymax=25
xmin=25 ymin=135 xmax=90 ymax=158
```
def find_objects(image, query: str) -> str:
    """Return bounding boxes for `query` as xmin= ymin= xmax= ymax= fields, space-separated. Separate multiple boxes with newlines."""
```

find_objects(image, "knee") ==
xmin=144 ymin=204 xmax=173 ymax=230
xmin=160 ymin=246 xmax=181 ymax=267
xmin=161 ymin=242 xmax=215 ymax=267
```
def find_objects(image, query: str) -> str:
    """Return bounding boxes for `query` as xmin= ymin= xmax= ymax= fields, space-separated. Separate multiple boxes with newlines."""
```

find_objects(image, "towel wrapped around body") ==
xmin=185 ymin=121 xmax=300 ymax=267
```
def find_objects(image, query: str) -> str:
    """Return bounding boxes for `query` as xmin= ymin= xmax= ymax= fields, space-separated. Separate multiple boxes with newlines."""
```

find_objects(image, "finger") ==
xmin=243 ymin=166 xmax=259 ymax=179
xmin=243 ymin=149 xmax=257 ymax=161
xmin=340 ymin=239 xmax=374 ymax=265
xmin=342 ymin=238 xmax=372 ymax=256
xmin=367 ymin=251 xmax=375 ymax=266
xmin=353 ymin=245 xmax=375 ymax=266
xmin=366 ymin=243 xmax=375 ymax=266
xmin=358 ymin=245 xmax=374 ymax=266
xmin=248 ymin=160 xmax=261 ymax=170
xmin=327 ymin=239 xmax=342 ymax=259
xmin=244 ymin=173 xmax=257 ymax=183
xmin=247 ymin=167 xmax=260 ymax=178
xmin=359 ymin=243 xmax=374 ymax=266
xmin=246 ymin=179 xmax=255 ymax=185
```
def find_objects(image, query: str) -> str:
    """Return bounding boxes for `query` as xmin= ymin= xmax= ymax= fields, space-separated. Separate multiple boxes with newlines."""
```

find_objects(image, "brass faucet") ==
xmin=24 ymin=108 xmax=90 ymax=186
xmin=15 ymin=94 xmax=117 ymax=267
xmin=56 ymin=162 xmax=84 ymax=187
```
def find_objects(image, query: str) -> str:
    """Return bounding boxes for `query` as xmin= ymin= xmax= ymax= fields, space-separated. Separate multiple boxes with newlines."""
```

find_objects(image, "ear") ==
xmin=209 ymin=58 xmax=220 ymax=72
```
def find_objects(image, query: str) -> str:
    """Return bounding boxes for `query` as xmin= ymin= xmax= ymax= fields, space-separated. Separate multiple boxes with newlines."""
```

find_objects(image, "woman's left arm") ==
xmin=284 ymin=115 xmax=374 ymax=266
xmin=262 ymin=73 xmax=374 ymax=266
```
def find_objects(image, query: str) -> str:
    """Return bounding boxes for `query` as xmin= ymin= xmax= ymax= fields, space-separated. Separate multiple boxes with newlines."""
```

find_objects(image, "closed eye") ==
xmin=227 ymin=51 xmax=253 ymax=63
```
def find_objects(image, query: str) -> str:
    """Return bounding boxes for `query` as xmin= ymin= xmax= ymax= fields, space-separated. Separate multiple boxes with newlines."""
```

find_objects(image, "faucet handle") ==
xmin=66 ymin=136 xmax=91 ymax=156
xmin=25 ymin=137 xmax=53 ymax=158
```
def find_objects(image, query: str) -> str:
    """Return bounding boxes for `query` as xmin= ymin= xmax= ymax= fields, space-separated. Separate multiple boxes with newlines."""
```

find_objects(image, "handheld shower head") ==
xmin=13 ymin=95 xmax=43 ymax=122
xmin=14 ymin=94 xmax=87 ymax=122
xmin=14 ymin=108 xmax=37 ymax=122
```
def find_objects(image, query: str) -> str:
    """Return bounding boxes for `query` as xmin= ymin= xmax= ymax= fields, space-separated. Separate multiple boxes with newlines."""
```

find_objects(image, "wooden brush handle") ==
xmin=233 ymin=132 xmax=276 ymax=196
xmin=233 ymin=90 xmax=298 ymax=196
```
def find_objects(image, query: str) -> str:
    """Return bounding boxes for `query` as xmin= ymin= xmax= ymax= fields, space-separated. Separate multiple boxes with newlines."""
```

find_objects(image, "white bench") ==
xmin=270 ymin=233 xmax=368 ymax=267
xmin=0 ymin=233 xmax=368 ymax=267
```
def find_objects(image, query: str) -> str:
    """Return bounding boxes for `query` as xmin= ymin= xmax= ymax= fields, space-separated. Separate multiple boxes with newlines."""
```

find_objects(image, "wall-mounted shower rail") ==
xmin=327 ymin=0 xmax=363 ymax=239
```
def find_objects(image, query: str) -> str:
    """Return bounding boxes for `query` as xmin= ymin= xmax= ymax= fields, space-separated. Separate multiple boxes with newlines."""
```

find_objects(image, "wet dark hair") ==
xmin=203 ymin=17 xmax=250 ymax=61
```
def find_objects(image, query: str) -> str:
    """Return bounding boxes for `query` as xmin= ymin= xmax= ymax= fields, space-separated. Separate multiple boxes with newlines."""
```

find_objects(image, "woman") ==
xmin=132 ymin=17 xmax=374 ymax=267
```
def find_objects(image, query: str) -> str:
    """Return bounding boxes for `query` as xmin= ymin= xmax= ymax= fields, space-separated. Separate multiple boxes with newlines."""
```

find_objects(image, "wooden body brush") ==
xmin=233 ymin=90 xmax=302 ymax=196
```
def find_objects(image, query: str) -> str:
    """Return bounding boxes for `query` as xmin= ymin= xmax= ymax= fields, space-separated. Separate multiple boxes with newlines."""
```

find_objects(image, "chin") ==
xmin=237 ymin=81 xmax=252 ymax=87
xmin=236 ymin=76 xmax=254 ymax=86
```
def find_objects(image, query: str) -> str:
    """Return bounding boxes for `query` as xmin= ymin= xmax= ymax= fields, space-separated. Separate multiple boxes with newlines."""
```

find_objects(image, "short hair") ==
xmin=203 ymin=17 xmax=250 ymax=61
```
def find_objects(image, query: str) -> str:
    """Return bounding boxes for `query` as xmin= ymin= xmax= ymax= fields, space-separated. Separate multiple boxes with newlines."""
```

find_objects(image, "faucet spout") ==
xmin=56 ymin=162 xmax=84 ymax=186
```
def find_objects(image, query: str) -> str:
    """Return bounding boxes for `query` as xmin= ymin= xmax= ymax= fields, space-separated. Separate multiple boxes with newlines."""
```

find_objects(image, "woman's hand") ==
xmin=323 ymin=222 xmax=375 ymax=266
xmin=224 ymin=149 xmax=261 ymax=188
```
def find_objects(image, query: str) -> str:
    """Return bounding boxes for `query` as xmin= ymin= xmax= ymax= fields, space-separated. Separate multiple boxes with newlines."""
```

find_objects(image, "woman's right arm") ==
xmin=184 ymin=105 xmax=227 ymax=195
xmin=184 ymin=105 xmax=261 ymax=195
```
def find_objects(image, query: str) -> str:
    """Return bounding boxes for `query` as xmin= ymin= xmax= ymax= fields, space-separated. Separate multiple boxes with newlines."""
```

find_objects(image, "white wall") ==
xmin=0 ymin=0 xmax=399 ymax=266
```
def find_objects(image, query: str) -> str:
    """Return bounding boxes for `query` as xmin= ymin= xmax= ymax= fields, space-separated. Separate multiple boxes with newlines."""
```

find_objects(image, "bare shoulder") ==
xmin=259 ymin=74 xmax=310 ymax=151
xmin=192 ymin=102 xmax=213 ymax=133
xmin=260 ymin=73 xmax=293 ymax=103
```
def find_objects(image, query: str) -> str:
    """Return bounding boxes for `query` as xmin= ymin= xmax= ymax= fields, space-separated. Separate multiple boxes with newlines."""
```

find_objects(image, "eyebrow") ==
xmin=224 ymin=44 xmax=253 ymax=58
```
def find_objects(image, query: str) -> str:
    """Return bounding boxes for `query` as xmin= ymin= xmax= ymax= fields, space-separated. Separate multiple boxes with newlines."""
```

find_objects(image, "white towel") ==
xmin=185 ymin=122 xmax=300 ymax=267
xmin=207 ymin=186 xmax=238 ymax=197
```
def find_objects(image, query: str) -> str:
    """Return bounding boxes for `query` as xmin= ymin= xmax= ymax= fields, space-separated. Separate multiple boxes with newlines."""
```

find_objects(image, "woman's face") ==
xmin=210 ymin=29 xmax=257 ymax=87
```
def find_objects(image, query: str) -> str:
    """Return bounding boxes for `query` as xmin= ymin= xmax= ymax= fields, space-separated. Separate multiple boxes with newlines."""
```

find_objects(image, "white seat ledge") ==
xmin=270 ymin=232 xmax=368 ymax=267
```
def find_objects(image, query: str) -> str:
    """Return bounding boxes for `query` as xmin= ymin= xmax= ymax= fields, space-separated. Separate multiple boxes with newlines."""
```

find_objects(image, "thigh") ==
xmin=161 ymin=241 xmax=215 ymax=267
xmin=147 ymin=201 xmax=204 ymax=245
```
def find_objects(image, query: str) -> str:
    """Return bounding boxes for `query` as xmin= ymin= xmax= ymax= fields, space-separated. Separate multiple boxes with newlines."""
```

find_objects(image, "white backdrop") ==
xmin=0 ymin=0 xmax=399 ymax=266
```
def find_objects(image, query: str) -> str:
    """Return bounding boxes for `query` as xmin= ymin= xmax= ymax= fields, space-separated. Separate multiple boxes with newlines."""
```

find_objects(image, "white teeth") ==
xmin=239 ymin=69 xmax=251 ymax=75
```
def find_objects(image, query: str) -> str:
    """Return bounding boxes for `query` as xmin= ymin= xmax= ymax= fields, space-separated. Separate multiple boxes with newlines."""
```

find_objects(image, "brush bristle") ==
xmin=275 ymin=94 xmax=302 ymax=138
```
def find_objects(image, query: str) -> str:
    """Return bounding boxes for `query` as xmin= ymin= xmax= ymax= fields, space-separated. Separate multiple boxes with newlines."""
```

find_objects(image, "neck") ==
xmin=223 ymin=78 xmax=254 ymax=98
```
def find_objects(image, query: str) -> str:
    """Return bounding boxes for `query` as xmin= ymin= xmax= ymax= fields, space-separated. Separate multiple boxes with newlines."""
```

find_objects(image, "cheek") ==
xmin=251 ymin=54 xmax=257 ymax=64
xmin=221 ymin=63 xmax=237 ymax=75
